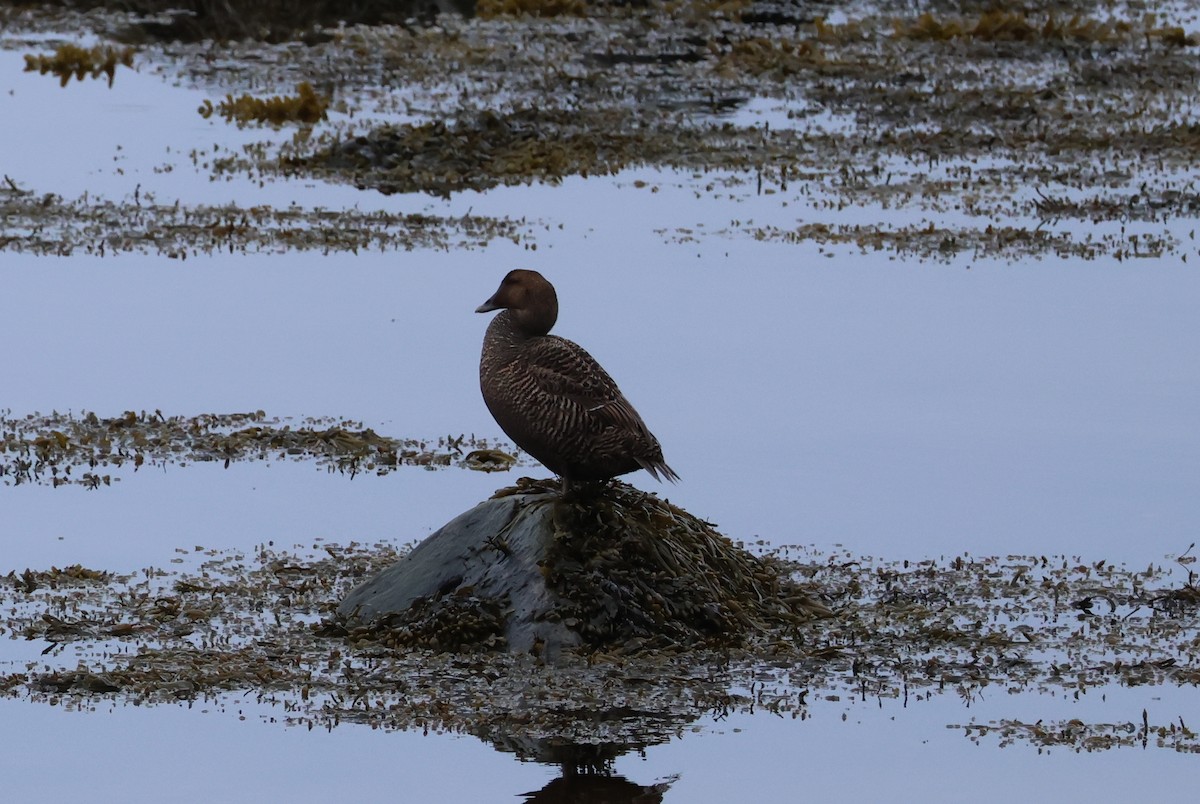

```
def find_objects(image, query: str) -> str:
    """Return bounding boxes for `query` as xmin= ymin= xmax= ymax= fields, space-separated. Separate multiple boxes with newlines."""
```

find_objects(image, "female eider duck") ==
xmin=476 ymin=269 xmax=679 ymax=493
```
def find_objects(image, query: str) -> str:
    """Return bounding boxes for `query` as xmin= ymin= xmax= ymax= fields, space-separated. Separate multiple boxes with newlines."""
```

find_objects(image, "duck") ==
xmin=476 ymin=269 xmax=679 ymax=494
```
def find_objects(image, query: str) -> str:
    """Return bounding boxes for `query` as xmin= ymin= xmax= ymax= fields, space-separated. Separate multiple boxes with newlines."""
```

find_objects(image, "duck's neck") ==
xmin=518 ymin=303 xmax=556 ymax=336
xmin=485 ymin=311 xmax=539 ymax=361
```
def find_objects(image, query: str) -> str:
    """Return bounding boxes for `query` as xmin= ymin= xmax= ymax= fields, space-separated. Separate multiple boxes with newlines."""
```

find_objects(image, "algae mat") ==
xmin=3 ymin=529 xmax=1198 ymax=758
xmin=3 ymin=0 xmax=1200 ymax=260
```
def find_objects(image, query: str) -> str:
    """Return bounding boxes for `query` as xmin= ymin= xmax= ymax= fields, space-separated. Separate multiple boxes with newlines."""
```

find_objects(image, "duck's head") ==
xmin=476 ymin=269 xmax=559 ymax=336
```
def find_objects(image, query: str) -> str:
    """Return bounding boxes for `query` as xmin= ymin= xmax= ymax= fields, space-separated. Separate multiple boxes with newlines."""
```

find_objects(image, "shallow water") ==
xmin=3 ymin=11 xmax=1200 ymax=804
xmin=2 ymin=678 xmax=1197 ymax=802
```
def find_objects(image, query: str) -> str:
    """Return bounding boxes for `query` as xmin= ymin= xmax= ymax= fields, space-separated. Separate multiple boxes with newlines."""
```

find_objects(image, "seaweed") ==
xmin=540 ymin=479 xmax=829 ymax=650
xmin=199 ymin=81 xmax=329 ymax=127
xmin=23 ymin=43 xmax=135 ymax=87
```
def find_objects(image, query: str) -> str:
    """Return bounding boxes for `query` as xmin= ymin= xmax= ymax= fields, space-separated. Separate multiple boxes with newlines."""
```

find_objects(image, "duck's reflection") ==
xmin=521 ymin=765 xmax=675 ymax=804
xmin=480 ymin=719 xmax=681 ymax=803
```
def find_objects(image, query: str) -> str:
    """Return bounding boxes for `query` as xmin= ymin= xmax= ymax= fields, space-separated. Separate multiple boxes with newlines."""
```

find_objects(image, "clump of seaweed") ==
xmin=199 ymin=81 xmax=329 ymax=127
xmin=538 ymin=479 xmax=830 ymax=650
xmin=335 ymin=591 xmax=510 ymax=652
xmin=311 ymin=108 xmax=640 ymax=197
xmin=895 ymin=10 xmax=1035 ymax=41
xmin=475 ymin=0 xmax=588 ymax=19
xmin=6 ymin=565 xmax=113 ymax=595
xmin=893 ymin=10 xmax=1196 ymax=46
xmin=716 ymin=37 xmax=824 ymax=78
xmin=1146 ymin=543 xmax=1200 ymax=617
xmin=1151 ymin=25 xmax=1200 ymax=48
xmin=23 ymin=43 xmax=135 ymax=87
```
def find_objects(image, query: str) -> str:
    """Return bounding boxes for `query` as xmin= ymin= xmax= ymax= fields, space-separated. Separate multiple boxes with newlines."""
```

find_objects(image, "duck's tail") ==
xmin=638 ymin=458 xmax=680 ymax=484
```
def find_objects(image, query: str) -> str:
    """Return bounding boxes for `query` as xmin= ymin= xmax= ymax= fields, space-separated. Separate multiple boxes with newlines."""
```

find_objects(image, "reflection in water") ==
xmin=521 ymin=766 xmax=675 ymax=804
xmin=478 ymin=712 xmax=680 ymax=801
xmin=480 ymin=719 xmax=670 ymax=767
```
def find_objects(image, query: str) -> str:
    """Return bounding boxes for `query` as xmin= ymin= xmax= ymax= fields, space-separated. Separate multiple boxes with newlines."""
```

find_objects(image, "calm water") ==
xmin=2 ymin=32 xmax=1198 ymax=804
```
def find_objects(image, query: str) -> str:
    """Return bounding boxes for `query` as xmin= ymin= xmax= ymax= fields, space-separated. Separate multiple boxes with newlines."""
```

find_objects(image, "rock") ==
xmin=337 ymin=479 xmax=829 ymax=656
xmin=338 ymin=487 xmax=579 ymax=655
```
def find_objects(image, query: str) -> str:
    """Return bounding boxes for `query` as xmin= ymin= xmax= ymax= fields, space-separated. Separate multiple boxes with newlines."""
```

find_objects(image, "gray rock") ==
xmin=337 ymin=489 xmax=581 ymax=655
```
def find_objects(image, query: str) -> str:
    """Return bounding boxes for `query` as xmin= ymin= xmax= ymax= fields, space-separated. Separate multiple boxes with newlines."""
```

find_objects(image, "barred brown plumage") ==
xmin=476 ymin=269 xmax=679 ymax=494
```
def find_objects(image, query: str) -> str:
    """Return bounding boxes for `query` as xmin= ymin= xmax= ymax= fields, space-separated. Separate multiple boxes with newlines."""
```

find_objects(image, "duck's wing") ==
xmin=524 ymin=335 xmax=655 ymax=439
